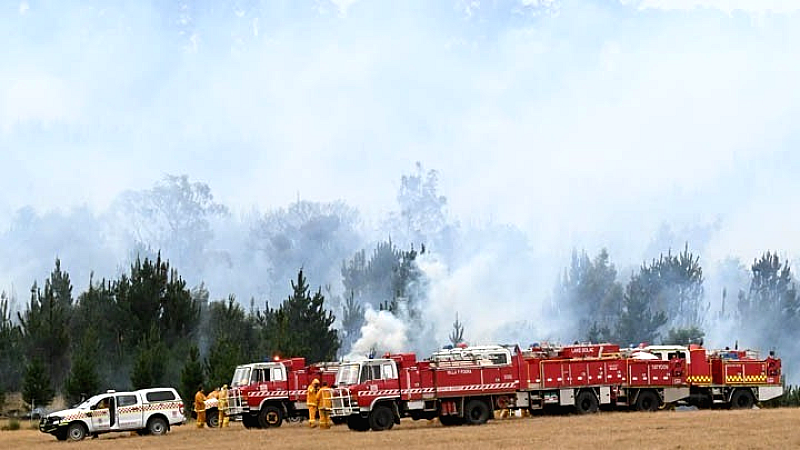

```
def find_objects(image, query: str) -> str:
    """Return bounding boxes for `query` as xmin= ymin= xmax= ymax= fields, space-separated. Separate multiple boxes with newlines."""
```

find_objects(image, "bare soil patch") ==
xmin=2 ymin=408 xmax=797 ymax=449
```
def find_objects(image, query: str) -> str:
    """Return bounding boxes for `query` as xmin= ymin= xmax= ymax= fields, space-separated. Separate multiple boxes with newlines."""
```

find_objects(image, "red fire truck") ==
xmin=226 ymin=357 xmax=338 ymax=428
xmin=628 ymin=344 xmax=782 ymax=409
xmin=330 ymin=342 xmax=783 ymax=431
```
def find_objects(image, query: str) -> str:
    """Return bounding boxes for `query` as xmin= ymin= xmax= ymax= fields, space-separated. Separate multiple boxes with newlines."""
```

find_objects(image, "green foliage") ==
xmin=64 ymin=330 xmax=101 ymax=405
xmin=556 ymin=248 xmax=623 ymax=341
xmin=130 ymin=327 xmax=168 ymax=390
xmin=204 ymin=295 xmax=258 ymax=359
xmin=264 ymin=269 xmax=339 ymax=363
xmin=737 ymin=252 xmax=799 ymax=348
xmin=663 ymin=326 xmax=705 ymax=345
xmin=644 ymin=245 xmax=707 ymax=329
xmin=22 ymin=358 xmax=54 ymax=409
xmin=0 ymin=291 xmax=24 ymax=392
xmin=18 ymin=259 xmax=74 ymax=388
xmin=205 ymin=338 xmax=242 ymax=390
xmin=2 ymin=419 xmax=20 ymax=431
xmin=180 ymin=346 xmax=204 ymax=413
xmin=339 ymin=291 xmax=364 ymax=355
xmin=616 ymin=270 xmax=668 ymax=346
xmin=70 ymin=279 xmax=118 ymax=383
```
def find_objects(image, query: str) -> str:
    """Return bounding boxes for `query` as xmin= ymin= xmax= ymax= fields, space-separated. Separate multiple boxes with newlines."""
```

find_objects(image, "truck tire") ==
xmin=258 ymin=405 xmax=283 ymax=428
xmin=66 ymin=422 xmax=87 ymax=441
xmin=635 ymin=391 xmax=660 ymax=412
xmin=368 ymin=405 xmax=394 ymax=431
xmin=55 ymin=429 xmax=68 ymax=441
xmin=206 ymin=408 xmax=219 ymax=428
xmin=464 ymin=399 xmax=491 ymax=425
xmin=575 ymin=391 xmax=599 ymax=414
xmin=147 ymin=417 xmax=169 ymax=435
xmin=347 ymin=415 xmax=370 ymax=432
xmin=730 ymin=389 xmax=755 ymax=410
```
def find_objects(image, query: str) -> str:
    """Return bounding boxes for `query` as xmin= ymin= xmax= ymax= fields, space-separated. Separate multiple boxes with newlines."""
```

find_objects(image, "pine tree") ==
xmin=180 ymin=346 xmax=204 ymax=414
xmin=205 ymin=338 xmax=242 ymax=390
xmin=449 ymin=313 xmax=465 ymax=346
xmin=18 ymin=259 xmax=74 ymax=389
xmin=340 ymin=291 xmax=364 ymax=355
xmin=616 ymin=271 xmax=668 ymax=346
xmin=266 ymin=269 xmax=339 ymax=363
xmin=64 ymin=332 xmax=101 ymax=405
xmin=130 ymin=327 xmax=168 ymax=390
xmin=0 ymin=291 xmax=23 ymax=393
xmin=22 ymin=358 xmax=55 ymax=409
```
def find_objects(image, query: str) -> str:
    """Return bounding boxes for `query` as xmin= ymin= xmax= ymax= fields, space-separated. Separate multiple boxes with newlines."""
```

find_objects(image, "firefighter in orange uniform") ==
xmin=318 ymin=381 xmax=333 ymax=429
xmin=218 ymin=384 xmax=229 ymax=428
xmin=195 ymin=385 xmax=207 ymax=428
xmin=306 ymin=379 xmax=320 ymax=428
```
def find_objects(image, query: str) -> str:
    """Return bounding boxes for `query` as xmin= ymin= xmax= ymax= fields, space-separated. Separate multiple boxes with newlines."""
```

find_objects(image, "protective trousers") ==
xmin=218 ymin=409 xmax=229 ymax=427
xmin=308 ymin=405 xmax=318 ymax=428
xmin=319 ymin=409 xmax=331 ymax=429
xmin=196 ymin=409 xmax=206 ymax=428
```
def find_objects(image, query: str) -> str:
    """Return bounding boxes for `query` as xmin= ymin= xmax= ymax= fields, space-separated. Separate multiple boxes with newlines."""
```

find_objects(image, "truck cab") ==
xmin=226 ymin=358 xmax=339 ymax=429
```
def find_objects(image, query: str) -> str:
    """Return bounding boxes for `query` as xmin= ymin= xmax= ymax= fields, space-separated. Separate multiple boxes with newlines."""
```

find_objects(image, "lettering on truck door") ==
xmin=116 ymin=394 xmax=141 ymax=429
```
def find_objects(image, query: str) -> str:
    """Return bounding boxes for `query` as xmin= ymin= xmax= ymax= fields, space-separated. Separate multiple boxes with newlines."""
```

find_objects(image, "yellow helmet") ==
xmin=312 ymin=378 xmax=320 ymax=386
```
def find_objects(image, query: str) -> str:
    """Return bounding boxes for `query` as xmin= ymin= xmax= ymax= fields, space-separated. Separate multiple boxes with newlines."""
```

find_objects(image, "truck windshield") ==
xmin=232 ymin=367 xmax=252 ymax=388
xmin=335 ymin=363 xmax=361 ymax=386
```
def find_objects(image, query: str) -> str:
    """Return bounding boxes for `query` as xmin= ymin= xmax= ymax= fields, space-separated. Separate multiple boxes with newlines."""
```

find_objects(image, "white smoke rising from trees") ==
xmin=346 ymin=306 xmax=408 ymax=360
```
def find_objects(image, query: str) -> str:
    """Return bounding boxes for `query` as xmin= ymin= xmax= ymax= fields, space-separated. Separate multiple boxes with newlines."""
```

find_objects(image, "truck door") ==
xmin=90 ymin=396 xmax=113 ymax=432
xmin=115 ymin=394 xmax=141 ymax=430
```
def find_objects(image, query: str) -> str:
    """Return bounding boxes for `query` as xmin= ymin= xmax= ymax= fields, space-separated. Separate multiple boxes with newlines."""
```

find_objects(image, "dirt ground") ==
xmin=2 ymin=408 xmax=798 ymax=449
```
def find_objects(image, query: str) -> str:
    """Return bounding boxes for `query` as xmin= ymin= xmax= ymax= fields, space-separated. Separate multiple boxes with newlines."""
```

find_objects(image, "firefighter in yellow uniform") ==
xmin=318 ymin=381 xmax=333 ymax=429
xmin=306 ymin=379 xmax=320 ymax=428
xmin=195 ymin=385 xmax=207 ymax=428
xmin=218 ymin=384 xmax=229 ymax=428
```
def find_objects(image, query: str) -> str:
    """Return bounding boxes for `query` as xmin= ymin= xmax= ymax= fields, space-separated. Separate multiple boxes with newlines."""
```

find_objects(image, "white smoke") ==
xmin=346 ymin=306 xmax=408 ymax=360
xmin=417 ymin=245 xmax=567 ymax=349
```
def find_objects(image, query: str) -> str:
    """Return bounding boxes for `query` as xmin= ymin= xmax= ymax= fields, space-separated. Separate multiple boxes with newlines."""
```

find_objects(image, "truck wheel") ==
xmin=147 ymin=417 xmax=169 ymax=436
xmin=258 ymin=405 xmax=283 ymax=428
xmin=635 ymin=391 xmax=660 ymax=412
xmin=575 ymin=391 xmax=599 ymax=414
xmin=347 ymin=415 xmax=370 ymax=432
xmin=242 ymin=414 xmax=259 ymax=429
xmin=368 ymin=405 xmax=394 ymax=431
xmin=464 ymin=399 xmax=491 ymax=425
xmin=730 ymin=389 xmax=755 ymax=410
xmin=66 ymin=422 xmax=87 ymax=441
xmin=55 ymin=430 xmax=68 ymax=441
xmin=206 ymin=408 xmax=219 ymax=428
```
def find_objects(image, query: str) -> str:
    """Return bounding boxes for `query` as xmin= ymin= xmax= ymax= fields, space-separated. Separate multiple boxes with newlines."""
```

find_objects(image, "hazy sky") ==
xmin=2 ymin=0 xmax=800 ymax=273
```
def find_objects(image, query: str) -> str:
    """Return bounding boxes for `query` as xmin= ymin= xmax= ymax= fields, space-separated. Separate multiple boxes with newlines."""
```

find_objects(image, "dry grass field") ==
xmin=2 ymin=408 xmax=798 ymax=449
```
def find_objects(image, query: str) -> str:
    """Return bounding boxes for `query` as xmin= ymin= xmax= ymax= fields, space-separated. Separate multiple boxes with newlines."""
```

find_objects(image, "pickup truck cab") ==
xmin=39 ymin=387 xmax=185 ymax=441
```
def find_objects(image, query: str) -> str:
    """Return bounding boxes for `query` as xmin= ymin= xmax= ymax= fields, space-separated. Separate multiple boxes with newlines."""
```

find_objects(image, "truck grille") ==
xmin=330 ymin=387 xmax=357 ymax=417
xmin=226 ymin=389 xmax=246 ymax=415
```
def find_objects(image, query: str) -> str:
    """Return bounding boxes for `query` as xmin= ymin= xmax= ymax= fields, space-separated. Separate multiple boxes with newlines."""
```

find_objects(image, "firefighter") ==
xmin=195 ymin=385 xmax=207 ymax=428
xmin=218 ymin=384 xmax=229 ymax=428
xmin=207 ymin=387 xmax=219 ymax=400
xmin=306 ymin=378 xmax=320 ymax=428
xmin=318 ymin=381 xmax=333 ymax=429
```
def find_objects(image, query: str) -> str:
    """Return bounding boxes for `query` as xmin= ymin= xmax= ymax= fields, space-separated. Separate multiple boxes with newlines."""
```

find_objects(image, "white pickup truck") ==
xmin=39 ymin=387 xmax=185 ymax=441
